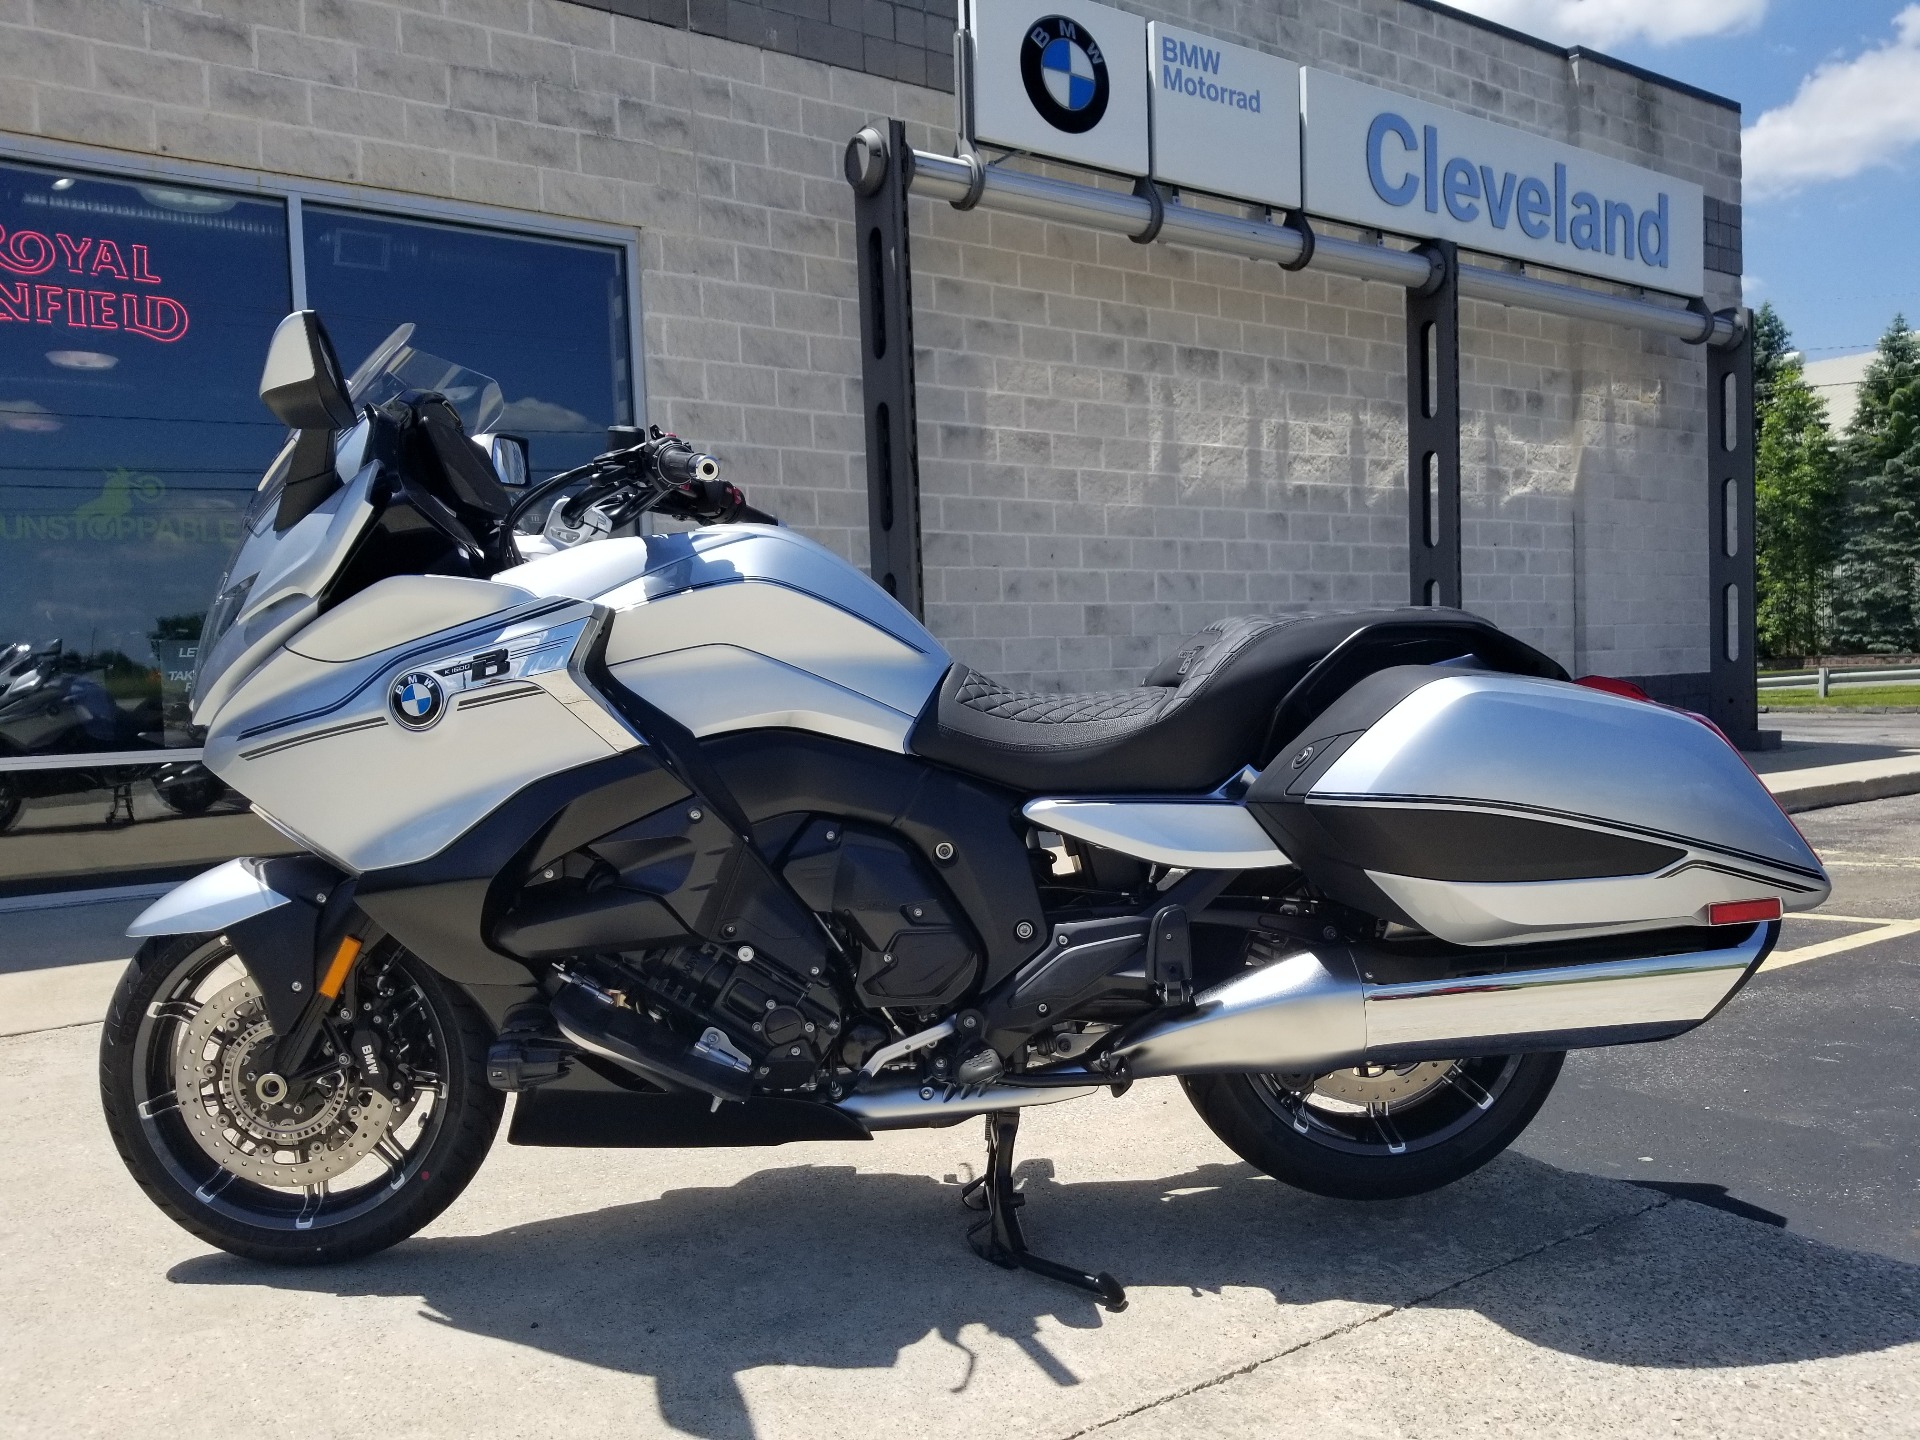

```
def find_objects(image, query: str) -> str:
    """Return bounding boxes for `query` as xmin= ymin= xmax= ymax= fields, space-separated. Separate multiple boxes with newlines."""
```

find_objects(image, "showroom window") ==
xmin=0 ymin=152 xmax=637 ymax=893
xmin=303 ymin=206 xmax=633 ymax=484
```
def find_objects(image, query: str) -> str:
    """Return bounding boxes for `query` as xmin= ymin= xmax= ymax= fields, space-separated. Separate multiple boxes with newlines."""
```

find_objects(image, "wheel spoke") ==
xmin=147 ymin=998 xmax=200 ymax=1024
xmin=1371 ymin=1107 xmax=1408 ymax=1155
xmin=136 ymin=1090 xmax=179 ymax=1120
xmin=294 ymin=1183 xmax=327 ymax=1230
xmin=193 ymin=1169 xmax=236 ymax=1204
xmin=373 ymin=1135 xmax=411 ymax=1190
xmin=1442 ymin=1066 xmax=1496 ymax=1110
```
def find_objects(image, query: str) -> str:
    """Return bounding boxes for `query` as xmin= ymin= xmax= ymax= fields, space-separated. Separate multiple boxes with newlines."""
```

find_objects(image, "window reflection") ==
xmin=0 ymin=167 xmax=635 ymax=897
xmin=0 ymin=162 xmax=291 ymax=757
xmin=302 ymin=207 xmax=632 ymax=483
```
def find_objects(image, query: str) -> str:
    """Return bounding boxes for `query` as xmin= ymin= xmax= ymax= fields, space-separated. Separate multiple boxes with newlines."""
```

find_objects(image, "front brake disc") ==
xmin=172 ymin=975 xmax=396 ymax=1188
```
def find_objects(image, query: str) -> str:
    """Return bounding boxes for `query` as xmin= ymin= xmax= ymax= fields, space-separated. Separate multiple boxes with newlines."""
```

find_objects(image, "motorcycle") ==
xmin=0 ymin=640 xmax=220 ymax=831
xmin=99 ymin=312 xmax=1828 ymax=1308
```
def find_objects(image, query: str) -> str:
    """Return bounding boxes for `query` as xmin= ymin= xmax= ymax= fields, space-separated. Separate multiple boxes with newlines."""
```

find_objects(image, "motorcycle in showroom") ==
xmin=0 ymin=639 xmax=224 ymax=831
xmin=99 ymin=312 xmax=1827 ymax=1309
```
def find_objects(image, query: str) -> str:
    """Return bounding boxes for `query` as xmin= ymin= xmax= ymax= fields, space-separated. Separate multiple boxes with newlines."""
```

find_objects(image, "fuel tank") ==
xmin=1249 ymin=666 xmax=1829 ymax=946
xmin=502 ymin=526 xmax=952 ymax=753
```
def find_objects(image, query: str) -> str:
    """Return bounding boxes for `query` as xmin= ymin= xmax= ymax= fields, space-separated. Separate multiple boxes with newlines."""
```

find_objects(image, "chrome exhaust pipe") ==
xmin=835 ymin=1078 xmax=1099 ymax=1130
xmin=1108 ymin=922 xmax=1777 ymax=1079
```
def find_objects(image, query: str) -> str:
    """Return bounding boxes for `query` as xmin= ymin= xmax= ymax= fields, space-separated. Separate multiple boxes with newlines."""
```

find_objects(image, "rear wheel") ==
xmin=100 ymin=932 xmax=502 ymax=1263
xmin=1182 ymin=1051 xmax=1563 ymax=1200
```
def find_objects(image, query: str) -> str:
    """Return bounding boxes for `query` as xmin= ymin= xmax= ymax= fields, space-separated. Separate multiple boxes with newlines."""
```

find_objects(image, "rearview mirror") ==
xmin=473 ymin=432 xmax=530 ymax=487
xmin=259 ymin=311 xmax=355 ymax=431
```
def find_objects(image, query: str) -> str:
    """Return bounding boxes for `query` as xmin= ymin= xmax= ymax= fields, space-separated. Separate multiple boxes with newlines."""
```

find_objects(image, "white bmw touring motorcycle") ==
xmin=101 ymin=312 xmax=1827 ymax=1308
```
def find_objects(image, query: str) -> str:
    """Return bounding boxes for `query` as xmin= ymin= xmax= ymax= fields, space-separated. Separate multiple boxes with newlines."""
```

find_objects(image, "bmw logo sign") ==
xmin=1021 ymin=15 xmax=1109 ymax=134
xmin=389 ymin=671 xmax=445 ymax=730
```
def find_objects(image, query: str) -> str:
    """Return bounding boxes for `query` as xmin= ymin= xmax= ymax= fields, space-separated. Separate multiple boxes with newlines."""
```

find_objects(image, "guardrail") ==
xmin=1759 ymin=665 xmax=1920 ymax=695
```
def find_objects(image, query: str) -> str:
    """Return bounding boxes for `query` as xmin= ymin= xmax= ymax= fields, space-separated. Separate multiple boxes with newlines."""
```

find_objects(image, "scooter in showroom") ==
xmin=99 ymin=311 xmax=1827 ymax=1309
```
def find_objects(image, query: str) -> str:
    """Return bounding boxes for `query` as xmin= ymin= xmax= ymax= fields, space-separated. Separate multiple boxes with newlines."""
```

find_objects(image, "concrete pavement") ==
xmin=3 ymin=791 xmax=1919 ymax=1437
xmin=3 ymin=1019 xmax=1917 ymax=1439
xmin=1755 ymin=711 xmax=1920 ymax=812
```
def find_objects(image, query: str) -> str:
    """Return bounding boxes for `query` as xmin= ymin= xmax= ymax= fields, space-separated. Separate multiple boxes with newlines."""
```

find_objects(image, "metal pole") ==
xmin=900 ymin=144 xmax=1735 ymax=346
xmin=846 ymin=121 xmax=924 ymax=618
xmin=1405 ymin=240 xmax=1462 ymax=608
xmin=1706 ymin=308 xmax=1759 ymax=745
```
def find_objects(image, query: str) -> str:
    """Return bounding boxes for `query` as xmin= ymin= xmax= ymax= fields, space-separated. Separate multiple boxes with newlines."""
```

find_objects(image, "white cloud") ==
xmin=1438 ymin=0 xmax=1764 ymax=49
xmin=1744 ymin=7 xmax=1920 ymax=200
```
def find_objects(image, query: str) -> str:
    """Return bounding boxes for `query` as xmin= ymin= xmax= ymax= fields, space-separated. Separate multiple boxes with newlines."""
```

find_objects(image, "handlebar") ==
xmin=656 ymin=447 xmax=720 ymax=486
xmin=493 ymin=425 xmax=775 ymax=570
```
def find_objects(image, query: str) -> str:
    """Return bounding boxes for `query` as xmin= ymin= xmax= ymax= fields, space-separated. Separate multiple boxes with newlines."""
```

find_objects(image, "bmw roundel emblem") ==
xmin=1021 ymin=15 xmax=1109 ymax=135
xmin=389 ymin=671 xmax=445 ymax=730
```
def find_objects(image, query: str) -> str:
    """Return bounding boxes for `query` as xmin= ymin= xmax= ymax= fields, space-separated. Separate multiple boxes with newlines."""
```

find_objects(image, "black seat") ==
xmin=908 ymin=608 xmax=1565 ymax=795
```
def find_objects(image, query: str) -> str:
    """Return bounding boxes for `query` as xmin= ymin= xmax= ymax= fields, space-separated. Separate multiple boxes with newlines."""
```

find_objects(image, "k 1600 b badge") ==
xmin=1022 ymin=15 xmax=1109 ymax=133
xmin=389 ymin=671 xmax=445 ymax=730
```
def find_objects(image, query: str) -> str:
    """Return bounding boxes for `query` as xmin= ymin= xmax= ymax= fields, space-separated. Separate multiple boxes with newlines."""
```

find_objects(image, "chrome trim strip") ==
xmin=0 ymin=748 xmax=203 ymax=773
xmin=238 ymin=716 xmax=385 ymax=761
xmin=1023 ymin=798 xmax=1290 ymax=871
xmin=234 ymin=597 xmax=580 ymax=741
xmin=455 ymin=683 xmax=544 ymax=711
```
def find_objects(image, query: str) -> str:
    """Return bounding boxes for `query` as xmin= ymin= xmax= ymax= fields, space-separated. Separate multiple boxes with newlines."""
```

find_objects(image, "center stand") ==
xmin=960 ymin=1110 xmax=1128 ymax=1312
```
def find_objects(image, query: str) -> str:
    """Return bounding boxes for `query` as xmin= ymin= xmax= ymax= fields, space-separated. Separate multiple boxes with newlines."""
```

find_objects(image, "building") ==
xmin=1800 ymin=350 xmax=1873 ymax=434
xmin=0 ymin=0 xmax=1743 ymax=897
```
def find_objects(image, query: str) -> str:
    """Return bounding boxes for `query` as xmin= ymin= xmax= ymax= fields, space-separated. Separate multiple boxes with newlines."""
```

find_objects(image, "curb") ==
xmin=1769 ymin=769 xmax=1920 ymax=814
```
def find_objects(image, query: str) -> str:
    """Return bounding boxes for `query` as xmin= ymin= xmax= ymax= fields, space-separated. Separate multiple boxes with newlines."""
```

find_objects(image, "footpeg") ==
xmin=963 ymin=1110 xmax=1127 ymax=1312
xmin=1146 ymin=905 xmax=1191 ymax=1005
xmin=486 ymin=1004 xmax=574 ymax=1093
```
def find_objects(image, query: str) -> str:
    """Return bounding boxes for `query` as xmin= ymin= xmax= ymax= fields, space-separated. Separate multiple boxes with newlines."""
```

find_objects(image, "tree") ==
xmin=1752 ymin=304 xmax=1841 ymax=661
xmin=1752 ymin=300 xmax=1791 ymax=410
xmin=1830 ymin=316 xmax=1920 ymax=653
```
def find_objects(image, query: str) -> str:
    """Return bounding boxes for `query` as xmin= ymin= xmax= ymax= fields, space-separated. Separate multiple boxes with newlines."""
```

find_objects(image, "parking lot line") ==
xmin=1763 ymin=917 xmax=1920 ymax=972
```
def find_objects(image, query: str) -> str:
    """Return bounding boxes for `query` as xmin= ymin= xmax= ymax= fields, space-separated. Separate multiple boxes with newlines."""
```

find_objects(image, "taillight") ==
xmin=1574 ymin=674 xmax=1652 ymax=702
xmin=1707 ymin=898 xmax=1783 ymax=926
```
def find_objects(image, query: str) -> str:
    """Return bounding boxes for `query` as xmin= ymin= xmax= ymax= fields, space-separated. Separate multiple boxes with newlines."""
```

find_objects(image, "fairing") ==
xmin=503 ymin=525 xmax=952 ymax=752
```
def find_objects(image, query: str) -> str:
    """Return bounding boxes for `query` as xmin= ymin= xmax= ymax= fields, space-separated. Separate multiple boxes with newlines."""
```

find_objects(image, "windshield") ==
xmin=197 ymin=323 xmax=507 ymax=711
xmin=238 ymin=324 xmax=504 ymax=540
xmin=346 ymin=323 xmax=505 ymax=433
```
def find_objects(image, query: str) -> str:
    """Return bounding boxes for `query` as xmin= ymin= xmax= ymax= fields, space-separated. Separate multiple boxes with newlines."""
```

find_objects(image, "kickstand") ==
xmin=961 ymin=1110 xmax=1127 ymax=1312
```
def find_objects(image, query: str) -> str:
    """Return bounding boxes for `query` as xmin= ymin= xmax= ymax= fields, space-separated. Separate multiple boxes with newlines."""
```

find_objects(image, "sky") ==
xmin=1440 ymin=0 xmax=1920 ymax=360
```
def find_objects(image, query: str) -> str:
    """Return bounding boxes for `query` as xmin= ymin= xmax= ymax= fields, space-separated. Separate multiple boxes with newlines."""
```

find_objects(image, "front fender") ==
xmin=128 ymin=858 xmax=300 ymax=938
xmin=129 ymin=855 xmax=350 ymax=1037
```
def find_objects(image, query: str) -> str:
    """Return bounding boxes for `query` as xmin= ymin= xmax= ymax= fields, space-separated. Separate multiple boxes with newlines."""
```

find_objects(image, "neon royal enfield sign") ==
xmin=1300 ymin=69 xmax=1704 ymax=298
xmin=0 ymin=225 xmax=190 ymax=342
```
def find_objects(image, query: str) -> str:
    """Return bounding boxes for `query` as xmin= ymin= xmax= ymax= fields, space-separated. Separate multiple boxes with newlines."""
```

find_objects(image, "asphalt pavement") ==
xmin=0 ymin=796 xmax=1916 ymax=1436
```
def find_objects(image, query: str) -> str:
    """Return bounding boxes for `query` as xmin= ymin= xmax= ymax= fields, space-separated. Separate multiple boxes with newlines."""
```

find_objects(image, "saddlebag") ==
xmin=1248 ymin=666 xmax=1828 ymax=946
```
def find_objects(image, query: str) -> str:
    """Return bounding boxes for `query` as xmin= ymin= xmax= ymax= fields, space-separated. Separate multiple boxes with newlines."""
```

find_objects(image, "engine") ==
xmin=489 ymin=801 xmax=983 ymax=1098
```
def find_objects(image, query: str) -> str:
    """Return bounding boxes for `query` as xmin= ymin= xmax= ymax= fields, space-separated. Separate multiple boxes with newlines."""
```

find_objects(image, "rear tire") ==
xmin=100 ymin=932 xmax=503 ymax=1264
xmin=1183 ymin=1052 xmax=1563 ymax=1200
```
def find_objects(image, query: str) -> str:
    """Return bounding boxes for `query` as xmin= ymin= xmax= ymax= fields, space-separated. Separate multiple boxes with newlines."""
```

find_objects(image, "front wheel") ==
xmin=99 ymin=932 xmax=503 ymax=1264
xmin=1183 ymin=1051 xmax=1564 ymax=1200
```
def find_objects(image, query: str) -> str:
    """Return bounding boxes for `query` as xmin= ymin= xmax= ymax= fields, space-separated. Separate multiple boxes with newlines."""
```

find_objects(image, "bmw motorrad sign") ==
xmin=1301 ymin=68 xmax=1705 ymax=297
xmin=1148 ymin=23 xmax=1300 ymax=210
xmin=964 ymin=0 xmax=1148 ymax=175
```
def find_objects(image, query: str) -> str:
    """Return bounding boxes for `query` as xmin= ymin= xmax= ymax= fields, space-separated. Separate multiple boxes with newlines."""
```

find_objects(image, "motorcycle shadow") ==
xmin=168 ymin=1148 xmax=1920 ymax=1439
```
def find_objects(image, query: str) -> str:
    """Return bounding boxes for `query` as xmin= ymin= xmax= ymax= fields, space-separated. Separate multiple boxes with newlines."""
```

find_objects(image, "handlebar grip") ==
xmin=656 ymin=448 xmax=720 ymax=485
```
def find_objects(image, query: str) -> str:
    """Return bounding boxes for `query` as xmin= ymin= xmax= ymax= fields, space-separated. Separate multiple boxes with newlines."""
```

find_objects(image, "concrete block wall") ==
xmin=0 ymin=0 xmax=1740 ymax=692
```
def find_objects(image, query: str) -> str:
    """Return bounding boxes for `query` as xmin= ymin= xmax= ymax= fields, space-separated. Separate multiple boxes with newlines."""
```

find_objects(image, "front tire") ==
xmin=100 ymin=932 xmax=503 ymax=1264
xmin=1183 ymin=1052 xmax=1563 ymax=1200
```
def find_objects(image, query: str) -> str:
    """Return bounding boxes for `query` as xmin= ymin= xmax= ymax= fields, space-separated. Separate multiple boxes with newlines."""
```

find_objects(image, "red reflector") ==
xmin=1708 ymin=898 xmax=1782 ymax=926
xmin=1574 ymin=675 xmax=1653 ymax=702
